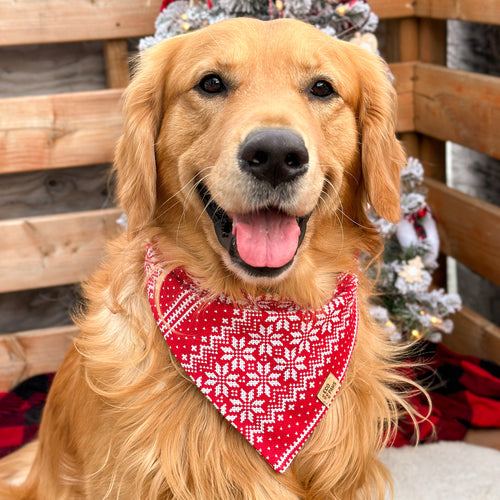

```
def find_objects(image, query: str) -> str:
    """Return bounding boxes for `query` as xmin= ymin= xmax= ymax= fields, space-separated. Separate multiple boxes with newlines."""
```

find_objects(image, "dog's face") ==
xmin=115 ymin=18 xmax=404 ymax=292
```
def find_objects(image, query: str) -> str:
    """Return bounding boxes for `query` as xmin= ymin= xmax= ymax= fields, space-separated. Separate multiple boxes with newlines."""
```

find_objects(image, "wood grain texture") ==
xmin=0 ymin=208 xmax=122 ymax=293
xmin=416 ymin=0 xmax=500 ymax=25
xmin=0 ymin=325 xmax=78 ymax=391
xmin=0 ymin=285 xmax=78 ymax=334
xmin=366 ymin=0 xmax=415 ymax=19
xmin=444 ymin=307 xmax=500 ymax=364
xmin=0 ymin=63 xmax=413 ymax=176
xmin=1 ymin=1 xmax=497 ymax=47
xmin=0 ymin=89 xmax=122 ymax=174
xmin=0 ymin=0 xmax=162 ymax=47
xmin=104 ymin=40 xmax=130 ymax=89
xmin=424 ymin=177 xmax=500 ymax=286
xmin=391 ymin=62 xmax=415 ymax=133
xmin=0 ymin=42 xmax=106 ymax=98
xmin=398 ymin=18 xmax=419 ymax=62
xmin=414 ymin=63 xmax=500 ymax=160
xmin=0 ymin=164 xmax=113 ymax=220
xmin=0 ymin=0 xmax=413 ymax=48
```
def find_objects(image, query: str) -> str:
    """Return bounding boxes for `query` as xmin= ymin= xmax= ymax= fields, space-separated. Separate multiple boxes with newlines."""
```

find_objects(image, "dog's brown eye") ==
xmin=310 ymin=80 xmax=336 ymax=99
xmin=199 ymin=74 xmax=226 ymax=94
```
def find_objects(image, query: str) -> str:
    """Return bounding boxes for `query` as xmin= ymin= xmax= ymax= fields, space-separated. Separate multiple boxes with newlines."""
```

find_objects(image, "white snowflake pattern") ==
xmin=288 ymin=323 xmax=305 ymax=347
xmin=205 ymin=362 xmax=239 ymax=397
xmin=294 ymin=320 xmax=321 ymax=352
xmin=247 ymin=362 xmax=281 ymax=397
xmin=319 ymin=306 xmax=346 ymax=341
xmin=228 ymin=389 xmax=265 ymax=423
xmin=272 ymin=313 xmax=301 ymax=332
xmin=275 ymin=347 xmax=306 ymax=381
xmin=221 ymin=336 xmax=256 ymax=371
xmin=249 ymin=323 xmax=283 ymax=356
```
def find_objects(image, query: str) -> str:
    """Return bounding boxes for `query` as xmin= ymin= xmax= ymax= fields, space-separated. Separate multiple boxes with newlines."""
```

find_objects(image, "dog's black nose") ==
xmin=239 ymin=128 xmax=309 ymax=187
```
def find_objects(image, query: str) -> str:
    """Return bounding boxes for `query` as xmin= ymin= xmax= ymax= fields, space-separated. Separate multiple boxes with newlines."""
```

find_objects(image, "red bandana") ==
xmin=145 ymin=245 xmax=358 ymax=472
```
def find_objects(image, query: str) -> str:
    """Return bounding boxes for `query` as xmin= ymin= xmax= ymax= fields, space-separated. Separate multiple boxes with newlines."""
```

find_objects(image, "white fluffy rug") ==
xmin=382 ymin=441 xmax=500 ymax=499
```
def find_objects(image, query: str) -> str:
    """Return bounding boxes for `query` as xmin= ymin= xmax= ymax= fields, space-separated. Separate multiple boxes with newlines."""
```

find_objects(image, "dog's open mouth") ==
xmin=197 ymin=183 xmax=311 ymax=277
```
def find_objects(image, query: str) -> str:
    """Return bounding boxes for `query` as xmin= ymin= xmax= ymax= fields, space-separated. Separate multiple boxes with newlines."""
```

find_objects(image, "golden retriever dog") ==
xmin=0 ymin=18 xmax=415 ymax=499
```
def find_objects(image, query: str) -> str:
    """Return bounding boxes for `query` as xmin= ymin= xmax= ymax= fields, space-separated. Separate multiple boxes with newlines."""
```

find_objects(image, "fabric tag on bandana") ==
xmin=145 ymin=244 xmax=358 ymax=472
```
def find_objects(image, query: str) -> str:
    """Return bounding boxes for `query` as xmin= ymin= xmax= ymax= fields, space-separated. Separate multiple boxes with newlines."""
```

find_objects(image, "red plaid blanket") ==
xmin=1 ymin=345 xmax=499 ymax=458
xmin=392 ymin=343 xmax=500 ymax=446
xmin=0 ymin=374 xmax=53 ymax=458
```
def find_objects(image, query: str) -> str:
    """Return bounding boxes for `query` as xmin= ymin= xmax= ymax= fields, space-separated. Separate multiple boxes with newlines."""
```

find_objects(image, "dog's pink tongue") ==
xmin=232 ymin=211 xmax=300 ymax=268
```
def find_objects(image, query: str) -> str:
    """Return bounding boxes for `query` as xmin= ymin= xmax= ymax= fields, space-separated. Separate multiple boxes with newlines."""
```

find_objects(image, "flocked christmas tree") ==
xmin=367 ymin=158 xmax=461 ymax=343
xmin=140 ymin=0 xmax=380 ymax=51
xmin=140 ymin=0 xmax=461 ymax=343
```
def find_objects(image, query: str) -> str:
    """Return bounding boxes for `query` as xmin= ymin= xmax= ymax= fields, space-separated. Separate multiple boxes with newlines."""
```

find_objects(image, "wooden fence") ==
xmin=0 ymin=0 xmax=499 ymax=390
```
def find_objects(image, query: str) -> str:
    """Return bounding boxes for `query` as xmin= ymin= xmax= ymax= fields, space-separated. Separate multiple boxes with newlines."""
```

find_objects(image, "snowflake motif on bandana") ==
xmin=145 ymin=244 xmax=358 ymax=473
xmin=247 ymin=362 xmax=281 ymax=397
xmin=275 ymin=347 xmax=307 ymax=381
xmin=228 ymin=388 xmax=265 ymax=423
xmin=221 ymin=336 xmax=256 ymax=371
xmin=205 ymin=362 xmax=238 ymax=397
xmin=249 ymin=323 xmax=284 ymax=356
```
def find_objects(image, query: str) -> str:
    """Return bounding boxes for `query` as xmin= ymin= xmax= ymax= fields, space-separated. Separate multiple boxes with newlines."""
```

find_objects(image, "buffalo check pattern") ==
xmin=145 ymin=244 xmax=358 ymax=472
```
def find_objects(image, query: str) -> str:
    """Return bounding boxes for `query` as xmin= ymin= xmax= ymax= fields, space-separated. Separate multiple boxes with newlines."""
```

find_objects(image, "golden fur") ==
xmin=0 ymin=18 xmax=418 ymax=499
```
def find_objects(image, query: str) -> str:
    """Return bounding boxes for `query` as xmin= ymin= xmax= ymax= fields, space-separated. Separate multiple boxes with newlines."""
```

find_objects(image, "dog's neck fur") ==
xmin=146 ymin=217 xmax=374 ymax=311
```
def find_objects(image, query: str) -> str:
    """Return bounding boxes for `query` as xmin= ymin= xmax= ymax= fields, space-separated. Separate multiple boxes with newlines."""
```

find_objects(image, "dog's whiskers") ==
xmin=175 ymin=172 xmax=214 ymax=244
xmin=317 ymin=164 xmax=360 ymax=187
xmin=322 ymin=175 xmax=374 ymax=231
xmin=319 ymin=179 xmax=345 ymax=258
xmin=154 ymin=166 xmax=214 ymax=223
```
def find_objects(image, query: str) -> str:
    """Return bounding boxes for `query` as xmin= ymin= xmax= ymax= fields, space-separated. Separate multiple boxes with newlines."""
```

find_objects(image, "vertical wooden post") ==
xmin=419 ymin=18 xmax=447 ymax=65
xmin=391 ymin=18 xmax=420 ymax=160
xmin=417 ymin=18 xmax=448 ymax=287
xmin=399 ymin=18 xmax=419 ymax=61
xmin=417 ymin=18 xmax=447 ymax=181
xmin=103 ymin=39 xmax=130 ymax=89
xmin=392 ymin=16 xmax=448 ymax=287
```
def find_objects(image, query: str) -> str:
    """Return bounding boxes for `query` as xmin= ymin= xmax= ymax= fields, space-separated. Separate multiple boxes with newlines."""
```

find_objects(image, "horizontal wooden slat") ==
xmin=368 ymin=0 xmax=415 ymax=19
xmin=0 ymin=0 xmax=161 ymax=47
xmin=0 ymin=89 xmax=122 ymax=175
xmin=0 ymin=64 xmax=412 ymax=175
xmin=0 ymin=164 xmax=112 ymax=220
xmin=0 ymin=0 xmax=413 ymax=47
xmin=2 ymin=0 xmax=499 ymax=49
xmin=424 ymin=177 xmax=500 ymax=286
xmin=414 ymin=63 xmax=500 ymax=159
xmin=390 ymin=62 xmax=415 ymax=133
xmin=0 ymin=325 xmax=78 ymax=391
xmin=443 ymin=307 xmax=500 ymax=364
xmin=0 ymin=208 xmax=122 ymax=293
xmin=416 ymin=0 xmax=500 ymax=25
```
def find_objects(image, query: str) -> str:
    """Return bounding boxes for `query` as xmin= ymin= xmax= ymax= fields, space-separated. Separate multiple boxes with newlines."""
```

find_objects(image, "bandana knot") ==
xmin=145 ymin=244 xmax=358 ymax=472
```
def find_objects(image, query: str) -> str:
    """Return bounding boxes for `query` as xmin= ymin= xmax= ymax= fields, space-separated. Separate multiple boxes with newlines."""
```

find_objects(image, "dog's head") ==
xmin=115 ymin=18 xmax=405 ymax=296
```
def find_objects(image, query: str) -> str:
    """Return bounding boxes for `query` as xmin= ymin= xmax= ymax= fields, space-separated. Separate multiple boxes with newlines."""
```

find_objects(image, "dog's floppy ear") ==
xmin=113 ymin=39 xmax=178 ymax=232
xmin=355 ymin=49 xmax=406 ymax=223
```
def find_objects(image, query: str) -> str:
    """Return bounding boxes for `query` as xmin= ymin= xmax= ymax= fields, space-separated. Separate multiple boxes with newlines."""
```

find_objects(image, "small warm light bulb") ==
xmin=411 ymin=329 xmax=421 ymax=338
xmin=337 ymin=5 xmax=346 ymax=15
xmin=182 ymin=22 xmax=191 ymax=31
xmin=430 ymin=316 xmax=442 ymax=325
xmin=276 ymin=0 xmax=283 ymax=10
